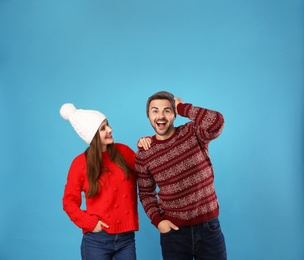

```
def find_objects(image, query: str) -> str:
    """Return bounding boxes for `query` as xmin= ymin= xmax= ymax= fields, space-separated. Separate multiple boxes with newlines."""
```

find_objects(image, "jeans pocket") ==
xmin=92 ymin=230 xmax=103 ymax=233
xmin=206 ymin=218 xmax=221 ymax=232
xmin=160 ymin=228 xmax=174 ymax=235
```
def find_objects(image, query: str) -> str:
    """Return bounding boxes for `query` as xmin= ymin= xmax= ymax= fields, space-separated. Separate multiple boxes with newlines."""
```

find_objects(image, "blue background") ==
xmin=1 ymin=0 xmax=303 ymax=259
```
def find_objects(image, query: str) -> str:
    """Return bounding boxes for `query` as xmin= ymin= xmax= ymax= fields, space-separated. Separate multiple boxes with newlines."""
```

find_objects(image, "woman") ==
xmin=60 ymin=103 xmax=149 ymax=260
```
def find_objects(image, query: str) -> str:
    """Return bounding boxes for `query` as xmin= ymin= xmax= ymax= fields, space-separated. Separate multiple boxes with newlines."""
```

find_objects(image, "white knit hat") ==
xmin=60 ymin=103 xmax=107 ymax=144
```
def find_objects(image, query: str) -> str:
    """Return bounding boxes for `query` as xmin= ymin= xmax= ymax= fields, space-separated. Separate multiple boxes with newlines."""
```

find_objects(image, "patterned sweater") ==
xmin=63 ymin=143 xmax=138 ymax=234
xmin=135 ymin=103 xmax=224 ymax=228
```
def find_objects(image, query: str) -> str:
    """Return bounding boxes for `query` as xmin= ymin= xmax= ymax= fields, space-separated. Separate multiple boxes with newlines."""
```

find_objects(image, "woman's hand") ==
xmin=92 ymin=220 xmax=109 ymax=233
xmin=137 ymin=137 xmax=152 ymax=150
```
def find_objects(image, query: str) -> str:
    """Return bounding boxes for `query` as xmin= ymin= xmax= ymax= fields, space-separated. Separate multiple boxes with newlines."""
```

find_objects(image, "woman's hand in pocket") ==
xmin=92 ymin=220 xmax=109 ymax=232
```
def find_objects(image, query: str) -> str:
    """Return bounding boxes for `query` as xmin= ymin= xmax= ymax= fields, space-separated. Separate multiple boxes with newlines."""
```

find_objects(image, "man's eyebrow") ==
xmin=150 ymin=106 xmax=172 ymax=110
xmin=150 ymin=107 xmax=172 ymax=110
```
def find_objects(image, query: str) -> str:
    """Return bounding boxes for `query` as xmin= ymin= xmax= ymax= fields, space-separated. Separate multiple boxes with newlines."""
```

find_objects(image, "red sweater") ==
xmin=63 ymin=143 xmax=138 ymax=234
xmin=136 ymin=103 xmax=224 ymax=228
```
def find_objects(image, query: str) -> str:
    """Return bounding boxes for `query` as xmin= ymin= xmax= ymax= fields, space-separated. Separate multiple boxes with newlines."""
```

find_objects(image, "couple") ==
xmin=60 ymin=91 xmax=227 ymax=260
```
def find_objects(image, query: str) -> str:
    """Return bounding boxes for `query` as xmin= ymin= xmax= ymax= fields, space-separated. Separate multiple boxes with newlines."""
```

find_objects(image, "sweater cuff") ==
xmin=176 ymin=103 xmax=191 ymax=117
xmin=85 ymin=215 xmax=99 ymax=232
xmin=151 ymin=215 xmax=165 ymax=229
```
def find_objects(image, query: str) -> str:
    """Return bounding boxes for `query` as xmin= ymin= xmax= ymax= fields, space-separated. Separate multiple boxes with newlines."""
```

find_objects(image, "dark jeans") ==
xmin=160 ymin=218 xmax=227 ymax=260
xmin=81 ymin=231 xmax=136 ymax=260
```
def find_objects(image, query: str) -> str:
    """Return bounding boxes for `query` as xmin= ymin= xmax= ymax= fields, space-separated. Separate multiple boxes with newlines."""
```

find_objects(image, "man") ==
xmin=136 ymin=91 xmax=227 ymax=260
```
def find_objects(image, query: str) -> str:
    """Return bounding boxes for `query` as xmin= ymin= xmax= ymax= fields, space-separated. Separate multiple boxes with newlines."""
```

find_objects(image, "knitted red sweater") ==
xmin=63 ymin=143 xmax=138 ymax=234
xmin=136 ymin=103 xmax=224 ymax=228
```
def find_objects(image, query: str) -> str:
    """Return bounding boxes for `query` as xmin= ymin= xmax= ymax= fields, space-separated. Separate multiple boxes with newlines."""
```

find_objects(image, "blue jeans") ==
xmin=81 ymin=231 xmax=136 ymax=260
xmin=160 ymin=218 xmax=227 ymax=260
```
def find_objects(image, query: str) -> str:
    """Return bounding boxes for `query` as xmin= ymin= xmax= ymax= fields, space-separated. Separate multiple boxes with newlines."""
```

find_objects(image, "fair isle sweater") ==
xmin=62 ymin=143 xmax=138 ymax=234
xmin=136 ymin=103 xmax=224 ymax=228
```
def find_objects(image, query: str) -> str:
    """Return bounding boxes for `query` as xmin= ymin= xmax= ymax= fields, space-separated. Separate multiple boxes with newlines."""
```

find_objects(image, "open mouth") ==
xmin=156 ymin=120 xmax=167 ymax=129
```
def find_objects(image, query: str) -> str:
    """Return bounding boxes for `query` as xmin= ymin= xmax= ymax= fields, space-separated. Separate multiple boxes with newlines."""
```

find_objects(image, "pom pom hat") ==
xmin=60 ymin=103 xmax=107 ymax=144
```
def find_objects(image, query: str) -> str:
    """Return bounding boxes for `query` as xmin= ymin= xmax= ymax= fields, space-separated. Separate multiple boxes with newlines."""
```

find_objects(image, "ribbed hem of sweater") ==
xmin=82 ymin=221 xmax=139 ymax=234
xmin=152 ymin=208 xmax=219 ymax=228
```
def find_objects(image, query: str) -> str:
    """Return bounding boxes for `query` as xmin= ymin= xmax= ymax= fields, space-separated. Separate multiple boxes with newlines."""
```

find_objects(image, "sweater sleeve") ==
xmin=177 ymin=103 xmax=224 ymax=144
xmin=62 ymin=154 xmax=99 ymax=232
xmin=136 ymin=154 xmax=165 ymax=228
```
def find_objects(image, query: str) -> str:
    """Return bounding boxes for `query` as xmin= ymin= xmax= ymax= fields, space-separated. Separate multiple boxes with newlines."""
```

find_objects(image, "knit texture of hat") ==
xmin=146 ymin=91 xmax=176 ymax=117
xmin=60 ymin=103 xmax=107 ymax=144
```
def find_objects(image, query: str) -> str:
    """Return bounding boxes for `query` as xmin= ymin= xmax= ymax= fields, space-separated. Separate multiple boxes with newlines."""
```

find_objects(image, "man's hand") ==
xmin=157 ymin=220 xmax=179 ymax=233
xmin=174 ymin=97 xmax=184 ymax=114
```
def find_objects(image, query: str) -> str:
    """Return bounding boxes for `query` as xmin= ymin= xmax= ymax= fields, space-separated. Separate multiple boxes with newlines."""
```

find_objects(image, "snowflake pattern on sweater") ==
xmin=135 ymin=103 xmax=224 ymax=228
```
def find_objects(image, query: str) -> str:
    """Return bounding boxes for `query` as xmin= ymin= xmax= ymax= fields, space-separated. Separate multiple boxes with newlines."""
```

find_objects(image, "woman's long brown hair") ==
xmin=85 ymin=130 xmax=133 ymax=198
